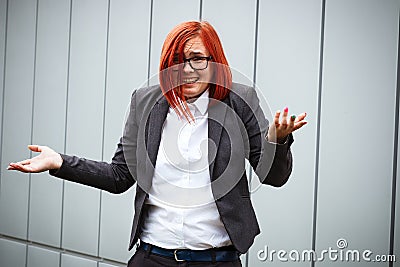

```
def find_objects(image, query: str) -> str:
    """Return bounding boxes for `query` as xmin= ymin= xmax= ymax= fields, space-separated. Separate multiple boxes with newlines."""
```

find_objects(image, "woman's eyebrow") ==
xmin=190 ymin=51 xmax=204 ymax=55
xmin=187 ymin=51 xmax=206 ymax=57
xmin=174 ymin=51 xmax=203 ymax=56
xmin=175 ymin=51 xmax=207 ymax=59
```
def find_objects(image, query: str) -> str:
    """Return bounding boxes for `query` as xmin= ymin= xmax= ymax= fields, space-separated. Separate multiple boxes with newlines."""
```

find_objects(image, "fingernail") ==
xmin=284 ymin=107 xmax=289 ymax=112
xmin=291 ymin=115 xmax=296 ymax=120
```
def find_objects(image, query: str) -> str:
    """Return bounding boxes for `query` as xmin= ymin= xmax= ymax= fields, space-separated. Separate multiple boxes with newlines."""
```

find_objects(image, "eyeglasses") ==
xmin=172 ymin=56 xmax=213 ymax=71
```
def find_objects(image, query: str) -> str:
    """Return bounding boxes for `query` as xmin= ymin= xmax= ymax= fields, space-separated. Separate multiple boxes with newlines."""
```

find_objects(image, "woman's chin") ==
xmin=183 ymin=83 xmax=208 ymax=99
xmin=182 ymin=84 xmax=206 ymax=99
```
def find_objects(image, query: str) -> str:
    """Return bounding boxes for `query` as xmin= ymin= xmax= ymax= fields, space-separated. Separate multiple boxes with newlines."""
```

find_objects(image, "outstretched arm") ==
xmin=8 ymin=143 xmax=135 ymax=194
xmin=8 ymin=91 xmax=139 ymax=194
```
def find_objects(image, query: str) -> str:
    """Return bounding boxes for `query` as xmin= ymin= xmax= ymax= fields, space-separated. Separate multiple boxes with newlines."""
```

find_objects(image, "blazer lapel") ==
xmin=208 ymin=97 xmax=229 ymax=181
xmin=138 ymin=95 xmax=169 ymax=192
xmin=146 ymin=96 xmax=169 ymax=167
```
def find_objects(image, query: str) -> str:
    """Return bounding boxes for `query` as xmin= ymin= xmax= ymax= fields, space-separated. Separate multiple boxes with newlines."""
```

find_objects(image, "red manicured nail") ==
xmin=284 ymin=107 xmax=289 ymax=113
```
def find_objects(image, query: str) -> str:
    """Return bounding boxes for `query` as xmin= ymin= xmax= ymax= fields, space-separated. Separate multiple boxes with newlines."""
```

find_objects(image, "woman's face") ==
xmin=174 ymin=36 xmax=213 ymax=99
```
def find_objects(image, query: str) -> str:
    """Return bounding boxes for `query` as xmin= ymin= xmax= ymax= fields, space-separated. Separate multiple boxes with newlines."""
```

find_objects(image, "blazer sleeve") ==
xmin=242 ymin=87 xmax=294 ymax=187
xmin=49 ymin=91 xmax=139 ymax=194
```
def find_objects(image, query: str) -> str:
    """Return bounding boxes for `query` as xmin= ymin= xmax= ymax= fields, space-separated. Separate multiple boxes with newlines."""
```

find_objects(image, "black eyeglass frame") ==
xmin=173 ymin=56 xmax=213 ymax=71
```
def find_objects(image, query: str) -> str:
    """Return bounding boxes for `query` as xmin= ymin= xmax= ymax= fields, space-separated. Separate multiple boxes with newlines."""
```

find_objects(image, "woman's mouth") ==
xmin=182 ymin=77 xmax=199 ymax=84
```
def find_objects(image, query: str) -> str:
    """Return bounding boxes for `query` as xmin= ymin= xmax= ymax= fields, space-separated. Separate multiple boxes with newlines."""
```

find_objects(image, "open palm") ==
xmin=267 ymin=107 xmax=307 ymax=143
xmin=7 ymin=145 xmax=62 ymax=173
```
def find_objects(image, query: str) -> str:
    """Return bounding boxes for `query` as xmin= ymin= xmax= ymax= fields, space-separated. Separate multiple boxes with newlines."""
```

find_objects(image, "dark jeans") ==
xmin=128 ymin=248 xmax=242 ymax=267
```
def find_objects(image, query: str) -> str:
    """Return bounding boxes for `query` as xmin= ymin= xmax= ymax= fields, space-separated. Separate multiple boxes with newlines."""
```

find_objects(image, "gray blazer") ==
xmin=50 ymin=82 xmax=293 ymax=254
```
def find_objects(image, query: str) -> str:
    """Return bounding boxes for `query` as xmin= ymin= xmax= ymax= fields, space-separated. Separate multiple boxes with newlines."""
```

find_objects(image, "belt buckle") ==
xmin=174 ymin=249 xmax=185 ymax=262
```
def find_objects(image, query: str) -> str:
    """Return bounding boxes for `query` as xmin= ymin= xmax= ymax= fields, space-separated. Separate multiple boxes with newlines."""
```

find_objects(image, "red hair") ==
xmin=159 ymin=21 xmax=232 ymax=121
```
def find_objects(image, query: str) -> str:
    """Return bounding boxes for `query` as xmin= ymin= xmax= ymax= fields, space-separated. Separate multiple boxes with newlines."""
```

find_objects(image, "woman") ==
xmin=8 ymin=21 xmax=307 ymax=266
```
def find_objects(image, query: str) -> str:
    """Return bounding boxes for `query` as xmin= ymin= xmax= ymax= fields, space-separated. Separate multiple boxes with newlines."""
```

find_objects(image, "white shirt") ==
xmin=140 ymin=90 xmax=232 ymax=249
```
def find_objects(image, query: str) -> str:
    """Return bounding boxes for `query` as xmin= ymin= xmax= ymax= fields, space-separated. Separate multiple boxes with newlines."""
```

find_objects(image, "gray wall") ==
xmin=0 ymin=0 xmax=399 ymax=266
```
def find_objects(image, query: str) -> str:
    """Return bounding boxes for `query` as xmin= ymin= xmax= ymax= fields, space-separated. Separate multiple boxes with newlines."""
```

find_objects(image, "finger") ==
xmin=289 ymin=114 xmax=296 ymax=129
xmin=295 ymin=112 xmax=307 ymax=123
xmin=7 ymin=165 xmax=17 ymax=170
xmin=274 ymin=110 xmax=281 ymax=127
xmin=28 ymin=145 xmax=41 ymax=153
xmin=16 ymin=159 xmax=31 ymax=166
xmin=8 ymin=163 xmax=32 ymax=173
xmin=281 ymin=107 xmax=289 ymax=128
xmin=293 ymin=121 xmax=308 ymax=131
xmin=9 ymin=162 xmax=23 ymax=169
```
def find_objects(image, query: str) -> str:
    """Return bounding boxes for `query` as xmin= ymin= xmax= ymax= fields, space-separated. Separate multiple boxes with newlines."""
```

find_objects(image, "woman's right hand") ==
xmin=7 ymin=145 xmax=63 ymax=173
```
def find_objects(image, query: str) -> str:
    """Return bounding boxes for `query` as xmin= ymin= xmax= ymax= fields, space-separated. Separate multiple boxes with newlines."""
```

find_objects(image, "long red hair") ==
xmin=159 ymin=21 xmax=232 ymax=121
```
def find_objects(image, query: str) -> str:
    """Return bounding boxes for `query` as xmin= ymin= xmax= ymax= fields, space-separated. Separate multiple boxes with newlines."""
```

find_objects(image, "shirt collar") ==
xmin=187 ymin=89 xmax=209 ymax=116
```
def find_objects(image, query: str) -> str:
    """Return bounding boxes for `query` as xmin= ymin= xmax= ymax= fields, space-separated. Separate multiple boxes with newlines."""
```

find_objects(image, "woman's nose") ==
xmin=182 ymin=61 xmax=194 ymax=73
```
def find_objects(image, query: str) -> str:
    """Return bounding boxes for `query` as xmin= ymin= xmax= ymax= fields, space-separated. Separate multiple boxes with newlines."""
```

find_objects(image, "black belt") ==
xmin=139 ymin=242 xmax=240 ymax=262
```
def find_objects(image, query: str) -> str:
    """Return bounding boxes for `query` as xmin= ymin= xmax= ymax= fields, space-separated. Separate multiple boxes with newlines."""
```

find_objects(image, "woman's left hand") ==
xmin=267 ymin=107 xmax=307 ymax=143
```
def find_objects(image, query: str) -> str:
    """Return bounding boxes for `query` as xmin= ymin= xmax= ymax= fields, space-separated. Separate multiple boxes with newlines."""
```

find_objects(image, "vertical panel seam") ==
xmin=311 ymin=0 xmax=326 ymax=267
xmin=246 ymin=1 xmax=259 ymax=266
xmin=98 ymin=0 xmax=112 ymax=258
xmin=146 ymin=0 xmax=154 ymax=86
xmin=60 ymin=0 xmax=74 ymax=256
xmin=199 ymin=0 xmax=203 ymax=20
xmin=25 ymin=0 xmax=40 ymax=263
xmin=249 ymin=0 xmax=260 ymax=189
xmin=389 ymin=8 xmax=400 ymax=267
xmin=252 ymin=0 xmax=259 ymax=88
xmin=26 ymin=0 xmax=40 ymax=248
xmin=0 ymin=0 xmax=9 ymax=198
